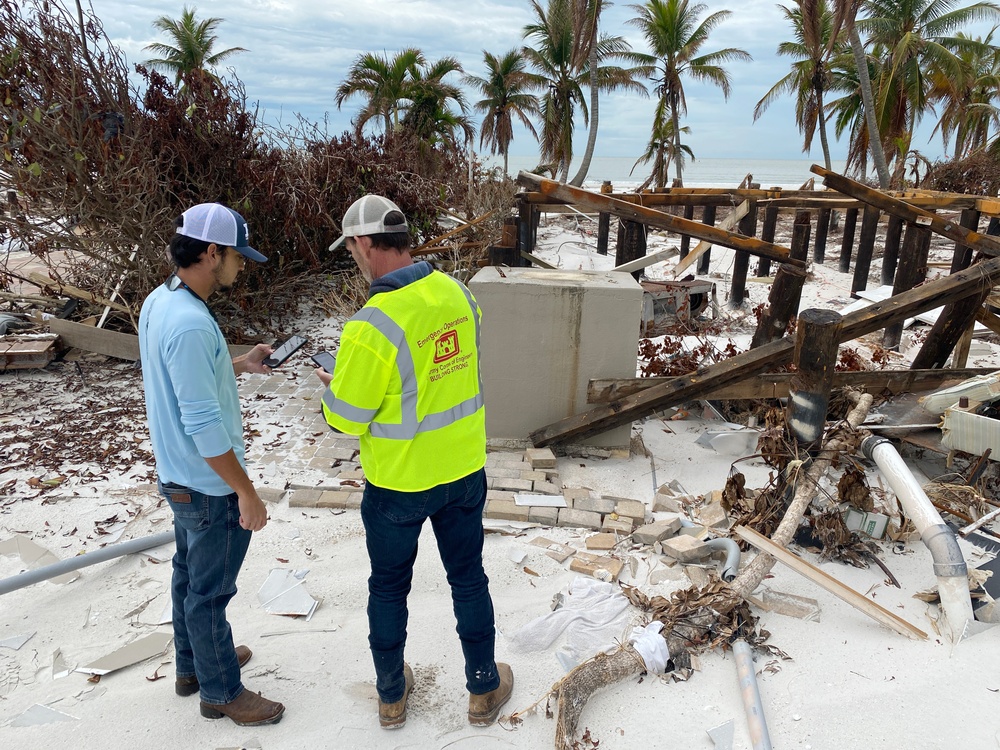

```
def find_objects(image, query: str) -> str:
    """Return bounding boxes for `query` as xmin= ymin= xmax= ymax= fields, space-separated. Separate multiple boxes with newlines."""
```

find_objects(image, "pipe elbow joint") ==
xmin=922 ymin=524 xmax=968 ymax=578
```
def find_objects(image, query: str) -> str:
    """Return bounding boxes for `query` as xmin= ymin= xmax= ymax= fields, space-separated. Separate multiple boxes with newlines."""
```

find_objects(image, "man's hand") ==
xmin=314 ymin=366 xmax=333 ymax=387
xmin=233 ymin=343 xmax=273 ymax=375
xmin=238 ymin=492 xmax=268 ymax=531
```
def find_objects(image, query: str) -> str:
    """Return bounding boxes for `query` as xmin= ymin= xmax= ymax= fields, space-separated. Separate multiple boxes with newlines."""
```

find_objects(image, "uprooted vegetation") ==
xmin=1 ymin=0 xmax=508 ymax=339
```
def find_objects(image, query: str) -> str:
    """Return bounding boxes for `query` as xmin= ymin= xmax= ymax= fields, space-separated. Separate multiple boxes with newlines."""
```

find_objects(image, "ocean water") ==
xmin=498 ymin=154 xmax=849 ymax=191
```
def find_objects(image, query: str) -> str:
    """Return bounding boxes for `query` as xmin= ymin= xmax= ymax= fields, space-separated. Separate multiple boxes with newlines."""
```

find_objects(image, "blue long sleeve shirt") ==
xmin=138 ymin=281 xmax=245 ymax=495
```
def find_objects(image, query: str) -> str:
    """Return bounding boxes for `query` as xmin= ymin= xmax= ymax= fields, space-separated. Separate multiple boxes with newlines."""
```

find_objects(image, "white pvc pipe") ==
xmin=863 ymin=437 xmax=974 ymax=639
xmin=734 ymin=639 xmax=773 ymax=750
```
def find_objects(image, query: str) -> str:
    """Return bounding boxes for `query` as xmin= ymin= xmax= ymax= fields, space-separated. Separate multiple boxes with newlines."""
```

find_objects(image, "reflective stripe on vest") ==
xmin=321 ymin=275 xmax=483 ymax=440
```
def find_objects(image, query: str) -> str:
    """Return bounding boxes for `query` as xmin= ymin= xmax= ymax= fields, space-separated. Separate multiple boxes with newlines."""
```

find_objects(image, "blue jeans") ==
xmin=159 ymin=481 xmax=251 ymax=705
xmin=361 ymin=468 xmax=499 ymax=703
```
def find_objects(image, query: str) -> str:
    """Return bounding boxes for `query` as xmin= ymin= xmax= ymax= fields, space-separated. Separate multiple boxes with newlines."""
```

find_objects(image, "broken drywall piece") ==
xmin=508 ymin=548 xmax=528 ymax=565
xmin=0 ymin=632 xmax=35 ymax=650
xmin=216 ymin=738 xmax=262 ymax=750
xmin=138 ymin=541 xmax=175 ymax=563
xmin=257 ymin=569 xmax=319 ymax=618
xmin=76 ymin=631 xmax=173 ymax=676
xmin=514 ymin=493 xmax=567 ymax=508
xmin=755 ymin=588 xmax=822 ymax=622
xmin=11 ymin=703 xmax=79 ymax=727
xmin=52 ymin=648 xmax=74 ymax=679
xmin=707 ymin=719 xmax=735 ymax=750
xmin=0 ymin=535 xmax=81 ymax=584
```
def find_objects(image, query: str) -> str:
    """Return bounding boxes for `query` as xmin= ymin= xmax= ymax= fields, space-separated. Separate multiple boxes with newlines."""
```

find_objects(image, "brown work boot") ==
xmin=200 ymin=689 xmax=284 ymax=726
xmin=468 ymin=663 xmax=513 ymax=726
xmin=378 ymin=663 xmax=414 ymax=729
xmin=176 ymin=644 xmax=253 ymax=697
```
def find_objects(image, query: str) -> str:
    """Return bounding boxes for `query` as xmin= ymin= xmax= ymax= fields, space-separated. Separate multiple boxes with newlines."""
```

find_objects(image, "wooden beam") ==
xmin=613 ymin=245 xmax=678 ymax=274
xmin=733 ymin=526 xmax=927 ymax=640
xmin=514 ymin=173 xmax=799 ymax=268
xmin=672 ymin=200 xmax=750 ymax=276
xmin=28 ymin=272 xmax=131 ymax=314
xmin=975 ymin=308 xmax=1000 ymax=337
xmin=530 ymin=256 xmax=1000 ymax=446
xmin=586 ymin=367 xmax=995 ymax=403
xmin=812 ymin=165 xmax=1000 ymax=257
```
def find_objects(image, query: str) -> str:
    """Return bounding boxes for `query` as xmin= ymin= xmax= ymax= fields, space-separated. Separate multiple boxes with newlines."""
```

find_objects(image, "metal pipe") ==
xmin=0 ymin=531 xmax=175 ymax=596
xmin=678 ymin=517 xmax=742 ymax=581
xmin=734 ymin=639 xmax=773 ymax=750
xmin=862 ymin=436 xmax=975 ymax=638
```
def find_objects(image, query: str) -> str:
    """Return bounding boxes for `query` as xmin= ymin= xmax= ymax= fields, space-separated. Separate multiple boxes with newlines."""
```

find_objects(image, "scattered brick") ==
xmin=528 ymin=506 xmax=559 ymax=525
xmin=257 ymin=487 xmax=286 ymax=505
xmin=288 ymin=489 xmax=322 ymax=508
xmin=317 ymin=491 xmax=347 ymax=509
xmin=520 ymin=470 xmax=548 ymax=482
xmin=585 ymin=533 xmax=618 ymax=551
xmin=485 ymin=498 xmax=530 ymax=522
xmin=557 ymin=508 xmax=603 ymax=530
xmin=613 ymin=499 xmax=646 ymax=522
xmin=492 ymin=477 xmax=534 ymax=493
xmin=602 ymin=515 xmax=634 ymax=534
xmin=697 ymin=500 xmax=730 ymax=530
xmin=532 ymin=481 xmax=561 ymax=496
xmin=573 ymin=494 xmax=615 ymax=514
xmin=661 ymin=535 xmax=708 ymax=563
xmin=632 ymin=518 xmax=682 ymax=545
xmin=570 ymin=553 xmax=624 ymax=581
xmin=525 ymin=447 xmax=557 ymax=469
xmin=562 ymin=487 xmax=592 ymax=508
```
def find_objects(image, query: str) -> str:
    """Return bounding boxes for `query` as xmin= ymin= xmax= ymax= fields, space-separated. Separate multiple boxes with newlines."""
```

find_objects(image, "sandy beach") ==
xmin=2 ymin=206 xmax=999 ymax=750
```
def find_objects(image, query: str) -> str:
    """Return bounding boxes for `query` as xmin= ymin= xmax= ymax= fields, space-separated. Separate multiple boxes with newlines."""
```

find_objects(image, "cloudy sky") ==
xmin=90 ymin=0 xmax=994 ymax=166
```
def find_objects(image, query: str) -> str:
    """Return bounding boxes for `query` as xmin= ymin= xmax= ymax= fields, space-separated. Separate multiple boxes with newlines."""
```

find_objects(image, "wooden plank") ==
xmin=530 ymin=256 xmax=1000 ymax=445
xmin=812 ymin=165 xmax=1000 ymax=257
xmin=587 ymin=367 xmax=997 ymax=403
xmin=38 ymin=317 xmax=254 ymax=361
xmin=520 ymin=251 xmax=557 ymax=269
xmin=672 ymin=200 xmax=749 ymax=276
xmin=613 ymin=245 xmax=679 ymax=274
xmin=733 ymin=526 xmax=927 ymax=640
xmin=412 ymin=210 xmax=495 ymax=255
xmin=28 ymin=272 xmax=132 ymax=314
xmin=514 ymin=173 xmax=798 ymax=268
xmin=976 ymin=308 xmax=1000 ymax=338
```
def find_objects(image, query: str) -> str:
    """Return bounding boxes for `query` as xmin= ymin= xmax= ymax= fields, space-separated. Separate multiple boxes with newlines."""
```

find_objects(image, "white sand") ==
xmin=1 ymin=207 xmax=999 ymax=749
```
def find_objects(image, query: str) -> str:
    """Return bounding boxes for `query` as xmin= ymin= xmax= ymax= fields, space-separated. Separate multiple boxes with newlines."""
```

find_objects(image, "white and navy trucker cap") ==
xmin=328 ymin=195 xmax=408 ymax=251
xmin=177 ymin=203 xmax=268 ymax=263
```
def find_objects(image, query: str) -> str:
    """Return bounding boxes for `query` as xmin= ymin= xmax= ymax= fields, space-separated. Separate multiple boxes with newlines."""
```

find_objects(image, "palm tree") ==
xmin=630 ymin=101 xmax=694 ymax=188
xmin=524 ymin=0 xmax=650 ymax=182
xmin=334 ymin=48 xmax=424 ymax=138
xmin=859 ymin=0 xmax=1000 ymax=170
xmin=928 ymin=28 xmax=1000 ymax=157
xmin=399 ymin=56 xmax=475 ymax=151
xmin=754 ymin=0 xmax=845 ymax=170
xmin=463 ymin=50 xmax=543 ymax=175
xmin=143 ymin=6 xmax=246 ymax=94
xmin=628 ymin=0 xmax=751 ymax=186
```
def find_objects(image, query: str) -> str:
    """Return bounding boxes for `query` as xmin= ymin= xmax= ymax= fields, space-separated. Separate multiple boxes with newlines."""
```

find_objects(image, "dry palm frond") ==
xmin=925 ymin=482 xmax=991 ymax=519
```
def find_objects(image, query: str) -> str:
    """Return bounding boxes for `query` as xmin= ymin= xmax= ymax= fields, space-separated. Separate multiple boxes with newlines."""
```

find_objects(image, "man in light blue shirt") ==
xmin=139 ymin=203 xmax=284 ymax=727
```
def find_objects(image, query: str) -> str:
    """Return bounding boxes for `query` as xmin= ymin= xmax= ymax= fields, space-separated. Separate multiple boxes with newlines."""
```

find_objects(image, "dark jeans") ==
xmin=159 ymin=481 xmax=251 ymax=705
xmin=361 ymin=468 xmax=499 ymax=703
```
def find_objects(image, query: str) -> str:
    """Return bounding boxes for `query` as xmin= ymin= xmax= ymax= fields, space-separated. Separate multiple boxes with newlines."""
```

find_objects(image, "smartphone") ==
xmin=311 ymin=350 xmax=337 ymax=373
xmin=263 ymin=335 xmax=308 ymax=368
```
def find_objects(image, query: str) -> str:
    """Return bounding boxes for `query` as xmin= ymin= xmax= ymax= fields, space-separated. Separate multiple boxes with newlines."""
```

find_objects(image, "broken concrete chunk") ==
xmin=585 ymin=533 xmax=619 ymax=551
xmin=573 ymin=494 xmax=616 ymax=514
xmin=570 ymin=553 xmax=624 ymax=581
xmin=696 ymin=499 xmax=730 ymax=530
xmin=525 ymin=447 xmax=557 ymax=469
xmin=557 ymin=508 xmax=603 ymax=530
xmin=602 ymin=515 xmax=635 ymax=534
xmin=661 ymin=534 xmax=708 ymax=563
xmin=632 ymin=518 xmax=682 ymax=545
xmin=613 ymin=498 xmax=647 ymax=522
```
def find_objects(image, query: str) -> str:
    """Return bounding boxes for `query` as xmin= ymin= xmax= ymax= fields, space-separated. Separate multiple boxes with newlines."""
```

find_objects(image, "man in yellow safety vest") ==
xmin=315 ymin=195 xmax=513 ymax=729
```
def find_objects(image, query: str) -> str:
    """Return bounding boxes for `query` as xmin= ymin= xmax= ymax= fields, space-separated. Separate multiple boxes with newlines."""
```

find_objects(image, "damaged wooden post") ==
xmin=678 ymin=204 xmax=695 ymax=259
xmin=813 ymin=207 xmax=831 ymax=264
xmin=880 ymin=214 xmax=904 ymax=286
xmin=729 ymin=200 xmax=758 ymax=308
xmin=949 ymin=209 xmax=980 ymax=273
xmin=616 ymin=220 xmax=647 ymax=281
xmin=839 ymin=207 xmax=859 ymax=273
xmin=697 ymin=205 xmax=717 ymax=275
xmin=851 ymin=206 xmax=881 ymax=296
xmin=518 ymin=196 xmax=536 ymax=259
xmin=596 ymin=212 xmax=610 ymax=255
xmin=756 ymin=203 xmax=779 ymax=277
xmin=883 ymin=223 xmax=931 ymax=350
xmin=790 ymin=210 xmax=812 ymax=263
xmin=749 ymin=264 xmax=807 ymax=348
xmin=911 ymin=266 xmax=992 ymax=368
xmin=488 ymin=216 xmax=520 ymax=266
xmin=787 ymin=309 xmax=843 ymax=446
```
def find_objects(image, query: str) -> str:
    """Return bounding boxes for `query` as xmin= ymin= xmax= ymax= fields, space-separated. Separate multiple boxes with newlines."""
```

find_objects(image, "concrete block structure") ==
xmin=469 ymin=268 xmax=643 ymax=448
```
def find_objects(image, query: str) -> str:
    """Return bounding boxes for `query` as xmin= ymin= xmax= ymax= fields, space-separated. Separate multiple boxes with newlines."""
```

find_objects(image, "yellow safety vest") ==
xmin=322 ymin=271 xmax=486 ymax=491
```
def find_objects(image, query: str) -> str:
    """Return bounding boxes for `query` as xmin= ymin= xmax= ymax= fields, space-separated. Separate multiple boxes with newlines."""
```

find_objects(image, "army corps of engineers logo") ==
xmin=433 ymin=330 xmax=460 ymax=363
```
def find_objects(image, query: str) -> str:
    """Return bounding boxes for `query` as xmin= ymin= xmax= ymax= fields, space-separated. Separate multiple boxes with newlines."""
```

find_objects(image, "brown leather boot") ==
xmin=200 ymin=689 xmax=284 ymax=726
xmin=468 ymin=663 xmax=513 ymax=726
xmin=378 ymin=663 xmax=414 ymax=729
xmin=176 ymin=644 xmax=253 ymax=697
